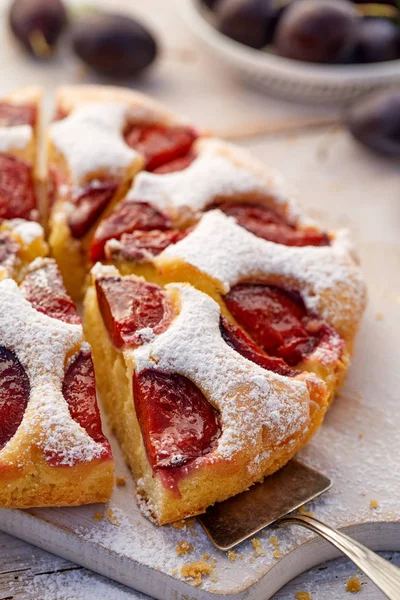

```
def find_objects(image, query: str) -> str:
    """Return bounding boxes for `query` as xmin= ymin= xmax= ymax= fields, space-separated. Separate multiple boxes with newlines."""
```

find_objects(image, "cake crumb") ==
xmin=370 ymin=499 xmax=379 ymax=509
xmin=358 ymin=431 xmax=365 ymax=439
xmin=346 ymin=576 xmax=361 ymax=592
xmin=176 ymin=541 xmax=194 ymax=556
xmin=209 ymin=570 xmax=218 ymax=583
xmin=104 ymin=508 xmax=120 ymax=526
xmin=190 ymin=528 xmax=198 ymax=537
xmin=202 ymin=553 xmax=210 ymax=560
xmin=251 ymin=537 xmax=265 ymax=557
xmin=171 ymin=520 xmax=186 ymax=529
xmin=376 ymin=312 xmax=384 ymax=321
xmin=269 ymin=535 xmax=279 ymax=546
xmin=249 ymin=557 xmax=254 ymax=564
xmin=296 ymin=593 xmax=311 ymax=600
xmin=92 ymin=511 xmax=103 ymax=522
xmin=269 ymin=535 xmax=281 ymax=558
xmin=171 ymin=569 xmax=178 ymax=576
xmin=361 ymin=490 xmax=366 ymax=497
xmin=185 ymin=518 xmax=196 ymax=528
xmin=116 ymin=476 xmax=126 ymax=487
xmin=180 ymin=561 xmax=212 ymax=586
xmin=227 ymin=550 xmax=236 ymax=562
xmin=299 ymin=504 xmax=314 ymax=517
xmin=238 ymin=553 xmax=244 ymax=560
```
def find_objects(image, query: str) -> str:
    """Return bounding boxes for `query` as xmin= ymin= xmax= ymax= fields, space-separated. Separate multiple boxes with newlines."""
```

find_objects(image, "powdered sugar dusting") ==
xmin=50 ymin=103 xmax=137 ymax=183
xmin=130 ymin=283 xmax=318 ymax=460
xmin=29 ymin=569 xmax=146 ymax=600
xmin=127 ymin=137 xmax=299 ymax=220
xmin=160 ymin=210 xmax=366 ymax=335
xmin=0 ymin=124 xmax=32 ymax=151
xmin=6 ymin=219 xmax=44 ymax=245
xmin=0 ymin=276 xmax=106 ymax=465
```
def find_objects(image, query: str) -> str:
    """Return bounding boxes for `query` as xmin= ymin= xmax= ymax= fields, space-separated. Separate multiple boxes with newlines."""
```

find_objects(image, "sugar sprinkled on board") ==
xmin=27 ymin=568 xmax=148 ymax=600
xmin=50 ymin=103 xmax=137 ymax=183
xmin=77 ymin=504 xmax=223 ymax=588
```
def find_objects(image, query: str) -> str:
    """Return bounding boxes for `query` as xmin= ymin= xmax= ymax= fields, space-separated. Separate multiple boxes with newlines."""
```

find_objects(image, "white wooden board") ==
xmin=0 ymin=131 xmax=399 ymax=600
xmin=1 ymin=529 xmax=399 ymax=599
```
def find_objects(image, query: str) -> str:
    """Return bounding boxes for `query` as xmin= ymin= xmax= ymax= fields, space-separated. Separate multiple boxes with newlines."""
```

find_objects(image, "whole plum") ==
xmin=346 ymin=89 xmax=400 ymax=157
xmin=9 ymin=0 xmax=68 ymax=57
xmin=352 ymin=18 xmax=400 ymax=63
xmin=274 ymin=0 xmax=358 ymax=63
xmin=216 ymin=0 xmax=284 ymax=49
xmin=71 ymin=13 xmax=158 ymax=78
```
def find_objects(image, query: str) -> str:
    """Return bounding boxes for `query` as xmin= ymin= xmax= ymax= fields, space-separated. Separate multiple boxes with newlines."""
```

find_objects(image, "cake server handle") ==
xmin=278 ymin=513 xmax=400 ymax=600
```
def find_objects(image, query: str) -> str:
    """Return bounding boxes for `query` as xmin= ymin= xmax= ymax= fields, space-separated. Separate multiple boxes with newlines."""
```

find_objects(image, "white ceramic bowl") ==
xmin=181 ymin=0 xmax=400 ymax=105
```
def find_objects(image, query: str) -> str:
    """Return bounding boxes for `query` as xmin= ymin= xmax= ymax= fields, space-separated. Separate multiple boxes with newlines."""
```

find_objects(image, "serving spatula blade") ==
xmin=198 ymin=459 xmax=331 ymax=551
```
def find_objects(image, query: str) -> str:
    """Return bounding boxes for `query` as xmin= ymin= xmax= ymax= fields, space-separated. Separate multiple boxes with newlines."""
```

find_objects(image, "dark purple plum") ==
xmin=202 ymin=0 xmax=222 ymax=8
xmin=352 ymin=18 xmax=400 ymax=63
xmin=346 ymin=89 xmax=400 ymax=157
xmin=215 ymin=0 xmax=284 ymax=49
xmin=71 ymin=13 xmax=158 ymax=78
xmin=274 ymin=0 xmax=358 ymax=63
xmin=9 ymin=0 xmax=68 ymax=57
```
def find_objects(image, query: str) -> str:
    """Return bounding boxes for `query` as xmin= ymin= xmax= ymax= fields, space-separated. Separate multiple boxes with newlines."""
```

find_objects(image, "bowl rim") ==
xmin=182 ymin=0 xmax=400 ymax=83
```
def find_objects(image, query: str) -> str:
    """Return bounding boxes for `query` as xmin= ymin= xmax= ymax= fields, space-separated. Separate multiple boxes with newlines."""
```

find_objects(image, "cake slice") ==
xmin=0 ymin=86 xmax=43 ymax=222
xmin=84 ymin=264 xmax=328 ymax=524
xmin=48 ymin=85 xmax=197 ymax=299
xmin=0 ymin=258 xmax=114 ymax=508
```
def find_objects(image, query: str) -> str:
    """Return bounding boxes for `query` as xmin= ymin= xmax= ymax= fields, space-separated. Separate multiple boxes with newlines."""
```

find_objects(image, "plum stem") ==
xmin=28 ymin=29 xmax=52 ymax=58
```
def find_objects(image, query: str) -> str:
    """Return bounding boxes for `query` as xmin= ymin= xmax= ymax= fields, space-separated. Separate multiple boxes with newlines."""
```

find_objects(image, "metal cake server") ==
xmin=198 ymin=460 xmax=400 ymax=600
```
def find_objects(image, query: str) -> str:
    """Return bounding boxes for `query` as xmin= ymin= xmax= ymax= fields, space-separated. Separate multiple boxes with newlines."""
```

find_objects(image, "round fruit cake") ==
xmin=0 ymin=85 xmax=366 ymax=523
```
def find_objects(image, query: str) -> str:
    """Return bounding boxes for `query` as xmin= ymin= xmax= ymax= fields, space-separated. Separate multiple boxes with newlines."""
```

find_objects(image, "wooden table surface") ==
xmin=0 ymin=0 xmax=399 ymax=598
